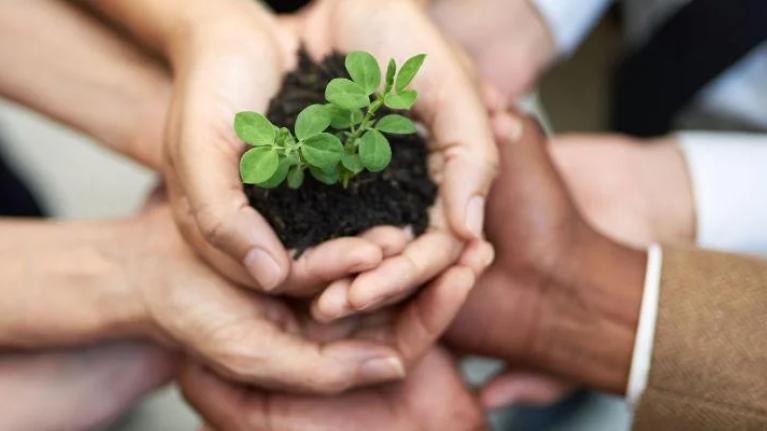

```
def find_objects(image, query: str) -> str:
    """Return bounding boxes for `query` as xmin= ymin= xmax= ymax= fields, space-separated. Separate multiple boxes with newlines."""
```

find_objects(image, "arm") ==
xmin=0 ymin=0 xmax=169 ymax=169
xmin=0 ymin=218 xmax=145 ymax=348
xmin=430 ymin=0 xmax=611 ymax=99
xmin=633 ymin=247 xmax=767 ymax=430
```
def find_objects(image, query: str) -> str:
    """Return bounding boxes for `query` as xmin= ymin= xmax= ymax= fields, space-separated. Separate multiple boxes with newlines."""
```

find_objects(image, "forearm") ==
xmin=0 ymin=0 xmax=169 ymax=169
xmin=0 ymin=218 xmax=146 ymax=349
xmin=87 ymin=0 xmax=280 ymax=67
xmin=430 ymin=0 xmax=557 ymax=98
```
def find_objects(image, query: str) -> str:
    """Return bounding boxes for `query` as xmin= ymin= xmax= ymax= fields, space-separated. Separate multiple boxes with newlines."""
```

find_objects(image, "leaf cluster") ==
xmin=236 ymin=51 xmax=426 ymax=189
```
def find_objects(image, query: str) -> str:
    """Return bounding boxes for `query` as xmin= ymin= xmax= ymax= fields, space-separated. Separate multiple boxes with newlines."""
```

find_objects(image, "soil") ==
xmin=245 ymin=50 xmax=437 ymax=256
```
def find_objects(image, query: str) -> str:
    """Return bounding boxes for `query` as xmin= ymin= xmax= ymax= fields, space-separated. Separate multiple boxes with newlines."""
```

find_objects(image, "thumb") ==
xmin=481 ymin=368 xmax=575 ymax=410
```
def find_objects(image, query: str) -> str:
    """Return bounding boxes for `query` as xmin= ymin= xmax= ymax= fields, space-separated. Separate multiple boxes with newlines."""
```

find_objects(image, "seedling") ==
xmin=235 ymin=51 xmax=426 ymax=189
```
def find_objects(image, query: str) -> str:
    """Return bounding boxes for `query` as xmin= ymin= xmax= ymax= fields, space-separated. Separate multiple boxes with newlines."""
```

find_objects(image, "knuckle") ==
xmin=196 ymin=205 xmax=238 ymax=250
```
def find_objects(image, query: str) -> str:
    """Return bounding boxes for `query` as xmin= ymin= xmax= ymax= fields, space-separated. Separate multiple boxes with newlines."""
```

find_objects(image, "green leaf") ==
xmin=341 ymin=152 xmax=364 ymax=174
xmin=256 ymin=157 xmax=290 ymax=189
xmin=287 ymin=165 xmax=305 ymax=189
xmin=396 ymin=54 xmax=426 ymax=92
xmin=345 ymin=51 xmax=381 ymax=95
xmin=301 ymin=133 xmax=344 ymax=168
xmin=384 ymin=59 xmax=397 ymax=94
xmin=310 ymin=165 xmax=339 ymax=185
xmin=376 ymin=114 xmax=417 ymax=135
xmin=240 ymin=147 xmax=279 ymax=184
xmin=384 ymin=90 xmax=418 ymax=110
xmin=234 ymin=112 xmax=276 ymax=147
xmin=359 ymin=129 xmax=392 ymax=172
xmin=295 ymin=104 xmax=331 ymax=141
xmin=326 ymin=78 xmax=370 ymax=111
xmin=325 ymin=104 xmax=364 ymax=129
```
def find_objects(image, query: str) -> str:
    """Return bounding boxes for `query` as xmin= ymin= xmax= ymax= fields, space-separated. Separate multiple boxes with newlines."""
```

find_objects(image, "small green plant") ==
xmin=235 ymin=51 xmax=426 ymax=189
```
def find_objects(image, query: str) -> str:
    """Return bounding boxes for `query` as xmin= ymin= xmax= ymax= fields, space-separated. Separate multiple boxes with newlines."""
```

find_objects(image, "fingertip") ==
xmin=244 ymin=247 xmax=290 ymax=292
xmin=311 ymin=279 xmax=353 ymax=323
xmin=349 ymin=242 xmax=384 ymax=273
xmin=491 ymin=111 xmax=525 ymax=145
xmin=459 ymin=240 xmax=495 ymax=276
xmin=360 ymin=226 xmax=410 ymax=258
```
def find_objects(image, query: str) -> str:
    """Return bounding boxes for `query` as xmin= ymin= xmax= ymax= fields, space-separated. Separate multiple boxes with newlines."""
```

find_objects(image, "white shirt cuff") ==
xmin=627 ymin=244 xmax=662 ymax=409
xmin=529 ymin=0 xmax=613 ymax=56
xmin=676 ymin=132 xmax=767 ymax=255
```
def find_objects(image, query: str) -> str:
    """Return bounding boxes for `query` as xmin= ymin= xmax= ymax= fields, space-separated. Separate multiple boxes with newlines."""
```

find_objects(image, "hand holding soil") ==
xmin=287 ymin=0 xmax=499 ymax=318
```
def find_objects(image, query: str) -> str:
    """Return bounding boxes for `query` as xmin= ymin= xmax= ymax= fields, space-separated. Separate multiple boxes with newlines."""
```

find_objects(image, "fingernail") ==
xmin=243 ymin=248 xmax=284 ymax=291
xmin=359 ymin=357 xmax=406 ymax=382
xmin=465 ymin=195 xmax=486 ymax=238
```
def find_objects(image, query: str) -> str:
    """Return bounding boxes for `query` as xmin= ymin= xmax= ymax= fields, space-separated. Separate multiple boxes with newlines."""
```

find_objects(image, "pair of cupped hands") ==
xmin=43 ymin=0 xmax=581 ymax=429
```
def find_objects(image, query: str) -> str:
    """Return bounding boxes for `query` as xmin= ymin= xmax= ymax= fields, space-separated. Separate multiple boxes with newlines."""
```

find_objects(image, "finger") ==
xmin=181 ymin=363 xmax=266 ymax=431
xmin=481 ymin=370 xmax=575 ymax=409
xmin=394 ymin=265 xmax=475 ymax=365
xmin=279 ymin=237 xmax=384 ymax=297
xmin=358 ymin=226 xmax=411 ymax=258
xmin=167 ymin=169 xmax=290 ymax=291
xmin=457 ymin=239 xmax=495 ymax=277
xmin=170 ymin=37 xmax=292 ymax=292
xmin=311 ymin=278 xmax=353 ymax=323
xmin=417 ymin=42 xmax=499 ymax=242
xmin=345 ymin=227 xmax=464 ymax=314
xmin=206 ymin=319 xmax=406 ymax=394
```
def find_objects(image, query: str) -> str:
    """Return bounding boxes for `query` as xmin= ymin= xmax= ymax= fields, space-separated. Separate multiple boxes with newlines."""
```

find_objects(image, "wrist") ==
xmin=534 ymin=228 xmax=646 ymax=394
xmin=642 ymin=138 xmax=696 ymax=245
xmin=165 ymin=1 xmax=280 ymax=69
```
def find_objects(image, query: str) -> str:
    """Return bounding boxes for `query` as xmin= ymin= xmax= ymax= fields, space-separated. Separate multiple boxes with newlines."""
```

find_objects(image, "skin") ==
xmin=0 ymin=342 xmax=175 ymax=431
xmin=176 ymin=112 xmax=649 ymax=430
xmin=446 ymin=112 xmax=647 ymax=408
xmin=0 ymin=0 xmax=486 ymax=398
xmin=88 ymin=0 xmax=499 ymax=310
xmin=430 ymin=0 xmax=557 ymax=101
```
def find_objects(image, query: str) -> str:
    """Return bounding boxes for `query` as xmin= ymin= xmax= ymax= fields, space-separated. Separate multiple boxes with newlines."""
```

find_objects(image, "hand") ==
xmin=295 ymin=0 xmax=498 ymax=318
xmin=430 ymin=0 xmax=557 ymax=101
xmin=182 ymin=347 xmax=486 ymax=431
xmin=127 ymin=204 xmax=474 ymax=393
xmin=446 ymin=112 xmax=647 ymax=407
xmin=472 ymin=133 xmax=695 ymax=407
xmin=0 ymin=342 xmax=174 ymax=431
xmin=157 ymin=3 xmax=303 ymax=291
xmin=551 ymin=134 xmax=695 ymax=248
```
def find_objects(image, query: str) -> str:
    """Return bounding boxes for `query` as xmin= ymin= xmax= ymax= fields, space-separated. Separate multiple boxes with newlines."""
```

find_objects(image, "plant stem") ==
xmin=344 ymin=94 xmax=384 ymax=149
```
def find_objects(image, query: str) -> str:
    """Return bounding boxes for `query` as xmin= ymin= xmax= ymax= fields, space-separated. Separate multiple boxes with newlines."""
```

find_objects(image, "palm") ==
xmin=190 ymin=348 xmax=486 ymax=431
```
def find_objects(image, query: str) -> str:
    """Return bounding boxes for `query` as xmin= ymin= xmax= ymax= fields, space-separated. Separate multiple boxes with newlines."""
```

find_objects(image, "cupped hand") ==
xmin=182 ymin=347 xmax=485 ymax=431
xmin=292 ymin=0 xmax=498 ymax=317
xmin=127 ymin=203 xmax=473 ymax=393
xmin=161 ymin=2 xmax=299 ymax=291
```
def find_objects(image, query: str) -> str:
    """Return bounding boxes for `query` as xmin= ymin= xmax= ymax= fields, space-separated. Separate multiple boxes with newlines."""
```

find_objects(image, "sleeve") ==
xmin=627 ymin=244 xmax=662 ymax=409
xmin=632 ymin=247 xmax=767 ymax=430
xmin=528 ymin=0 xmax=613 ymax=56
xmin=675 ymin=132 xmax=767 ymax=256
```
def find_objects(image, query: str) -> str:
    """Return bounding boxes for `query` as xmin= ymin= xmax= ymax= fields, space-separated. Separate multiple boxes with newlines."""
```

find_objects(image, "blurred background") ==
xmin=0 ymin=9 xmax=627 ymax=431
